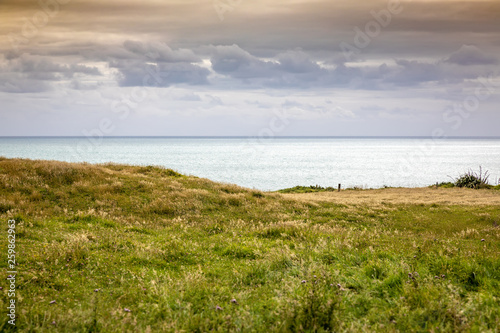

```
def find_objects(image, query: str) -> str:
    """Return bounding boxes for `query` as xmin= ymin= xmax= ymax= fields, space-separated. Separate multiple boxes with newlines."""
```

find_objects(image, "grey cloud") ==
xmin=26 ymin=72 xmax=59 ymax=81
xmin=0 ymin=75 xmax=51 ymax=93
xmin=445 ymin=45 xmax=498 ymax=66
xmin=123 ymin=40 xmax=201 ymax=63
xmin=388 ymin=60 xmax=443 ymax=86
xmin=210 ymin=45 xmax=331 ymax=88
xmin=7 ymin=55 xmax=101 ymax=77
xmin=368 ymin=58 xmax=496 ymax=88
xmin=210 ymin=44 xmax=275 ymax=78
xmin=0 ymin=54 xmax=101 ymax=93
xmin=116 ymin=62 xmax=210 ymax=87
xmin=70 ymin=79 xmax=101 ymax=91
xmin=208 ymin=45 xmax=495 ymax=89
xmin=277 ymin=50 xmax=322 ymax=74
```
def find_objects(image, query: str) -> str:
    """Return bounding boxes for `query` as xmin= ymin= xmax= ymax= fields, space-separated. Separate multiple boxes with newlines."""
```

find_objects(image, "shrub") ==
xmin=454 ymin=167 xmax=491 ymax=189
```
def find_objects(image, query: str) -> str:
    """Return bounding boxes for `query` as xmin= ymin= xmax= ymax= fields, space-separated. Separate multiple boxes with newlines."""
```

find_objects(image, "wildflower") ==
xmin=230 ymin=299 xmax=238 ymax=304
xmin=124 ymin=308 xmax=131 ymax=312
xmin=94 ymin=289 xmax=100 ymax=292
xmin=481 ymin=239 xmax=485 ymax=242
xmin=301 ymin=280 xmax=306 ymax=284
xmin=216 ymin=305 xmax=223 ymax=311
xmin=50 ymin=300 xmax=56 ymax=304
xmin=441 ymin=274 xmax=446 ymax=279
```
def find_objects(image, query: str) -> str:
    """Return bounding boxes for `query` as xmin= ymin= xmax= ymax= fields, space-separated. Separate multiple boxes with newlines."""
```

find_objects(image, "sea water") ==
xmin=0 ymin=137 xmax=499 ymax=191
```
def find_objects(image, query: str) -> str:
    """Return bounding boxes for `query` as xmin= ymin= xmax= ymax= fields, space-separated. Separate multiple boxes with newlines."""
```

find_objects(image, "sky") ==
xmin=0 ymin=0 xmax=499 ymax=137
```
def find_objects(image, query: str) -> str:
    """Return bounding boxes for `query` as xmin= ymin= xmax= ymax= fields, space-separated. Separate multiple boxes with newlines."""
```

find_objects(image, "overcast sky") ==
xmin=0 ymin=0 xmax=499 ymax=136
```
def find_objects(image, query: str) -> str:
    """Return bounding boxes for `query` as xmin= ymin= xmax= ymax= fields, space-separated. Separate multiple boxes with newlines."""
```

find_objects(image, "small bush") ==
xmin=454 ymin=167 xmax=491 ymax=189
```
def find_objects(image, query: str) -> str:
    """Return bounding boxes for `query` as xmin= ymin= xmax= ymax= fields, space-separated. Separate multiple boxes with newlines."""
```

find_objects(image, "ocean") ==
xmin=0 ymin=137 xmax=499 ymax=191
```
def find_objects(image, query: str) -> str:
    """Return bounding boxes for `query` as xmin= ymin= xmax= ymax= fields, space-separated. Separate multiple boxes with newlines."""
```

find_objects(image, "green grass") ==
xmin=0 ymin=158 xmax=499 ymax=332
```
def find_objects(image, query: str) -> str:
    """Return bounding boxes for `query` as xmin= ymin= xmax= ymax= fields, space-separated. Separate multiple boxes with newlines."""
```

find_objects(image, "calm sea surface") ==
xmin=0 ymin=137 xmax=499 ymax=191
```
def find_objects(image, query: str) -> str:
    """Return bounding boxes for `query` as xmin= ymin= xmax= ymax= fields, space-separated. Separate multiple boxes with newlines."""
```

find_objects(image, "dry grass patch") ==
xmin=284 ymin=187 xmax=500 ymax=207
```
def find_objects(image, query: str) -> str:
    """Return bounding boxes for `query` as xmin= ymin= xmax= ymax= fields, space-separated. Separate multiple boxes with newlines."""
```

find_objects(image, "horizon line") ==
xmin=1 ymin=136 xmax=500 ymax=139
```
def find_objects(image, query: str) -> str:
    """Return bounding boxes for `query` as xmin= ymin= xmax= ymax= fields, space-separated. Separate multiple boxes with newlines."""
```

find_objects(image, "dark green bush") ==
xmin=454 ymin=167 xmax=491 ymax=189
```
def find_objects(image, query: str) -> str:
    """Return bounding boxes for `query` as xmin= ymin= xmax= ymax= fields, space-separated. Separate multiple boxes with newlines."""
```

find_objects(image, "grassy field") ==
xmin=0 ymin=157 xmax=499 ymax=332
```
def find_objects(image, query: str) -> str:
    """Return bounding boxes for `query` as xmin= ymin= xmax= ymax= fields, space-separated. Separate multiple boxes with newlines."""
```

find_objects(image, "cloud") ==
xmin=6 ymin=54 xmax=100 ymax=76
xmin=0 ymin=54 xmax=101 ymax=93
xmin=387 ymin=60 xmax=443 ymax=86
xmin=207 ymin=45 xmax=497 ymax=89
xmin=0 ymin=75 xmax=52 ymax=93
xmin=104 ymin=41 xmax=210 ymax=87
xmin=210 ymin=45 xmax=331 ymax=88
xmin=277 ymin=50 xmax=322 ymax=74
xmin=123 ymin=40 xmax=201 ymax=63
xmin=2 ymin=43 xmax=497 ymax=93
xmin=210 ymin=44 xmax=275 ymax=77
xmin=116 ymin=61 xmax=210 ymax=87
xmin=1 ymin=0 xmax=499 ymax=136
xmin=445 ymin=45 xmax=498 ymax=66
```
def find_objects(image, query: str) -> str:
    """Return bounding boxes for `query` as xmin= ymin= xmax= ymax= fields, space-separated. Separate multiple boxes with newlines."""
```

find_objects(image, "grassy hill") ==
xmin=0 ymin=157 xmax=499 ymax=332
